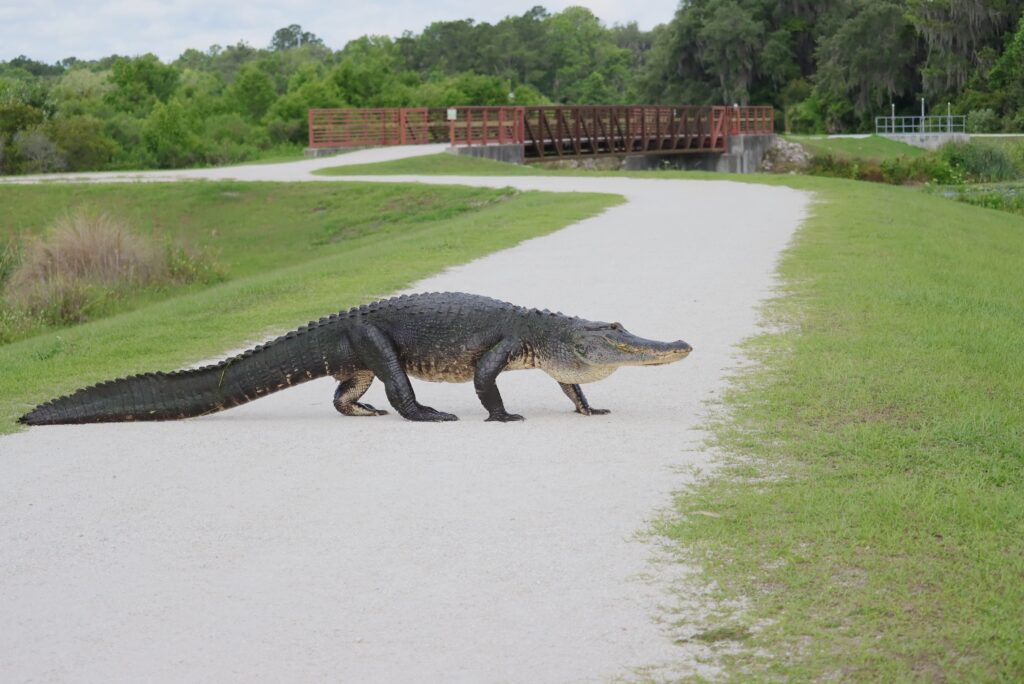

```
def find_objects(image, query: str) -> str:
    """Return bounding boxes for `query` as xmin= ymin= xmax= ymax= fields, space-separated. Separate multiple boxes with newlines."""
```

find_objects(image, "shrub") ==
xmin=0 ymin=238 xmax=18 ymax=285
xmin=809 ymin=153 xmax=962 ymax=185
xmin=46 ymin=116 xmax=119 ymax=171
xmin=197 ymin=113 xmax=267 ymax=165
xmin=3 ymin=210 xmax=219 ymax=325
xmin=143 ymin=100 xmax=202 ymax=168
xmin=943 ymin=184 xmax=1024 ymax=215
xmin=5 ymin=211 xmax=164 ymax=322
xmin=939 ymin=141 xmax=1018 ymax=182
xmin=12 ymin=129 xmax=67 ymax=173
xmin=967 ymin=108 xmax=1001 ymax=133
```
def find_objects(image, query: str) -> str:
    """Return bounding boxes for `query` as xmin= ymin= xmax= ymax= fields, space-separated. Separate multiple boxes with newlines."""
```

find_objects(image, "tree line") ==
xmin=3 ymin=2 xmax=1024 ymax=174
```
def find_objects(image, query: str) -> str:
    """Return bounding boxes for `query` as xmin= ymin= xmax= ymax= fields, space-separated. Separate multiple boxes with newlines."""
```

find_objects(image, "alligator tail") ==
xmin=19 ymin=316 xmax=348 ymax=425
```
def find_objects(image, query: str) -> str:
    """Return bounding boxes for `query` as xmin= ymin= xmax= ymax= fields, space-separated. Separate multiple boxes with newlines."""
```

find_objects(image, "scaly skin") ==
xmin=19 ymin=292 xmax=693 ymax=425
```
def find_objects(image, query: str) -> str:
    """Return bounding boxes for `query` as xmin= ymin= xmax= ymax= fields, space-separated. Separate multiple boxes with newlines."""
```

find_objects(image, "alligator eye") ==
xmin=610 ymin=323 xmax=623 ymax=331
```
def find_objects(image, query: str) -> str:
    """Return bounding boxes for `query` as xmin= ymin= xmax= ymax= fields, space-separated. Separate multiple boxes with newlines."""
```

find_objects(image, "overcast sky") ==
xmin=0 ymin=0 xmax=680 ymax=64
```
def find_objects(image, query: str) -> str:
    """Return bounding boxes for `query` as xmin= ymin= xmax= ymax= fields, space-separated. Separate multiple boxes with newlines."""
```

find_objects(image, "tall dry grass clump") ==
xmin=3 ymin=210 xmax=216 ymax=325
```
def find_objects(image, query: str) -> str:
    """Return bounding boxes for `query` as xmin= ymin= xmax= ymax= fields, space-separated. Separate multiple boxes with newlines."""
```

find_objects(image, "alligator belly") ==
xmin=404 ymin=359 xmax=476 ymax=383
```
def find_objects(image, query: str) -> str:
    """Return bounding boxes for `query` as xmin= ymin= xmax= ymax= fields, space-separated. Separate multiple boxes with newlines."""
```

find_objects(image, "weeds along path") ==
xmin=1 ymin=147 xmax=809 ymax=682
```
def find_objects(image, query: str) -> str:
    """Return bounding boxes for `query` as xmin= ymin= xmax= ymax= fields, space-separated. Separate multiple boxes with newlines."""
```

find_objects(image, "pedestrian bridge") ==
xmin=308 ymin=105 xmax=774 ymax=162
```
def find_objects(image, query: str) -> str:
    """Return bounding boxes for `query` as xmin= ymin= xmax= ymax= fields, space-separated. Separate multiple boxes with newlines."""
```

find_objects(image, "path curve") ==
xmin=0 ymin=147 xmax=808 ymax=682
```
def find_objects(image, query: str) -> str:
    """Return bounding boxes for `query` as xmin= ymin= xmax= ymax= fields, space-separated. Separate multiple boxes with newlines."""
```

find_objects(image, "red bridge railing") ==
xmin=447 ymin=106 xmax=525 ymax=146
xmin=520 ymin=106 xmax=731 ymax=159
xmin=309 ymin=105 xmax=775 ymax=158
xmin=308 ymin=108 xmax=438 ymax=147
xmin=728 ymin=105 xmax=774 ymax=135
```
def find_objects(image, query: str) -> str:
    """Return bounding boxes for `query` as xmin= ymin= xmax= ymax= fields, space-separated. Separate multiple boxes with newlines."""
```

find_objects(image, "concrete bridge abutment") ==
xmin=623 ymin=134 xmax=776 ymax=174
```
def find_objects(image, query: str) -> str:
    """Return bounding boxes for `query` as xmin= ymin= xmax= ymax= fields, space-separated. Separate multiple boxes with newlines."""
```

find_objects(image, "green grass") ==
xmin=314 ymin=156 xmax=1024 ymax=678
xmin=0 ymin=181 xmax=620 ymax=431
xmin=0 ymin=181 xmax=532 ymax=342
xmin=662 ymin=175 xmax=1024 ymax=680
xmin=236 ymin=146 xmax=309 ymax=165
xmin=5 ymin=159 xmax=1022 ymax=678
xmin=785 ymin=134 xmax=929 ymax=161
xmin=0 ymin=181 xmax=526 ymax=279
xmin=969 ymin=135 xmax=1024 ymax=151
xmin=314 ymin=152 xmax=544 ymax=176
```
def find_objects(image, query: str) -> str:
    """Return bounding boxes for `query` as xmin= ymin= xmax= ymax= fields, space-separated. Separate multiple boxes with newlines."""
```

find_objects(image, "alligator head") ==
xmin=572 ymin=321 xmax=692 ymax=368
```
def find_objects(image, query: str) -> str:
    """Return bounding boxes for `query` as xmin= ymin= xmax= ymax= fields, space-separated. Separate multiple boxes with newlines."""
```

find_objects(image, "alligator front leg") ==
xmin=475 ymin=339 xmax=523 ymax=422
xmin=559 ymin=383 xmax=610 ymax=416
xmin=333 ymin=370 xmax=388 ymax=416
xmin=347 ymin=324 xmax=457 ymax=422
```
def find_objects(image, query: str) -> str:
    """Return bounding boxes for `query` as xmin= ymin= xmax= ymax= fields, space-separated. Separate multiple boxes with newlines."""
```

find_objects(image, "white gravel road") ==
xmin=0 ymin=146 xmax=808 ymax=682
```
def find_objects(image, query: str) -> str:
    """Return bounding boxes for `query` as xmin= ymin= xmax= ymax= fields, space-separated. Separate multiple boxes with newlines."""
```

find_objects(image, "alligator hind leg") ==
xmin=334 ymin=371 xmax=388 ymax=416
xmin=559 ymin=383 xmax=610 ymax=416
xmin=347 ymin=323 xmax=458 ymax=422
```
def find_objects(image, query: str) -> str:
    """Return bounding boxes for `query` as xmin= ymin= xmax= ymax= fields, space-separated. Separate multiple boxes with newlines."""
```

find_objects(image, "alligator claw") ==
xmin=578 ymin=407 xmax=611 ymax=416
xmin=486 ymin=412 xmax=525 ymax=422
xmin=408 ymin=406 xmax=458 ymax=422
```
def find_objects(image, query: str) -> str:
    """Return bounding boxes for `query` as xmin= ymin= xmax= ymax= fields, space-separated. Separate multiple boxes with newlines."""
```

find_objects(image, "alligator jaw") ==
xmin=619 ymin=337 xmax=693 ymax=366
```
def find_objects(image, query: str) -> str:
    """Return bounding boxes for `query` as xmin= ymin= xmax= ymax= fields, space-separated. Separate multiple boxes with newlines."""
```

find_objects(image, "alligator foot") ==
xmin=337 ymin=402 xmax=389 ymax=416
xmin=407 ymin=405 xmax=459 ymax=422
xmin=486 ymin=411 xmax=525 ymax=423
xmin=576 ymin=407 xmax=611 ymax=416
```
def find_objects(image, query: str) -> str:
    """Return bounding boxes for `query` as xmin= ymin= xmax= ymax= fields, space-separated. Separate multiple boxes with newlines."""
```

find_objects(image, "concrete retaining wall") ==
xmin=880 ymin=133 xmax=969 ymax=150
xmin=448 ymin=144 xmax=525 ymax=165
xmin=303 ymin=146 xmax=356 ymax=158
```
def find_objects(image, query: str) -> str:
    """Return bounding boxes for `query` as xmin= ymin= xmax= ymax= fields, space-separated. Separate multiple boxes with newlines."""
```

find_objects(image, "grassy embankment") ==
xmin=782 ymin=134 xmax=929 ymax=161
xmin=0 ymin=181 xmax=619 ymax=432
xmin=325 ymin=142 xmax=1024 ymax=219
xmin=321 ymin=154 xmax=1024 ymax=679
xmin=663 ymin=175 xmax=1024 ymax=681
xmin=315 ymin=152 xmax=546 ymax=176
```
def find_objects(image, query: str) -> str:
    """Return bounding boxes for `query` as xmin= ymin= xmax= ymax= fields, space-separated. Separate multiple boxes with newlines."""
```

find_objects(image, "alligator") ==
xmin=19 ymin=292 xmax=692 ymax=425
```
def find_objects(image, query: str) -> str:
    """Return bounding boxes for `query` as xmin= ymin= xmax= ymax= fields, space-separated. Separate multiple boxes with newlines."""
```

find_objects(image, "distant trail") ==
xmin=0 ymin=146 xmax=809 ymax=682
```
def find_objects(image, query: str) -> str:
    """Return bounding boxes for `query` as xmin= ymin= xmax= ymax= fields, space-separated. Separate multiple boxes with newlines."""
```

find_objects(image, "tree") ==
xmin=331 ymin=36 xmax=416 ymax=107
xmin=814 ymin=2 xmax=917 ymax=119
xmin=270 ymin=25 xmax=324 ymax=51
xmin=107 ymin=54 xmax=179 ymax=113
xmin=907 ymin=0 xmax=1024 ymax=100
xmin=265 ymin=66 xmax=347 ymax=143
xmin=13 ymin=129 xmax=66 ymax=173
xmin=545 ymin=7 xmax=631 ymax=102
xmin=697 ymin=0 xmax=764 ymax=104
xmin=142 ymin=99 xmax=200 ymax=167
xmin=988 ymin=14 xmax=1024 ymax=117
xmin=229 ymin=64 xmax=276 ymax=120
xmin=47 ymin=116 xmax=118 ymax=170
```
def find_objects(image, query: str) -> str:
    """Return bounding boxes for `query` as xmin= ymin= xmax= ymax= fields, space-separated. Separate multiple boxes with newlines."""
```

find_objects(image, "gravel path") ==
xmin=0 ymin=147 xmax=808 ymax=682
